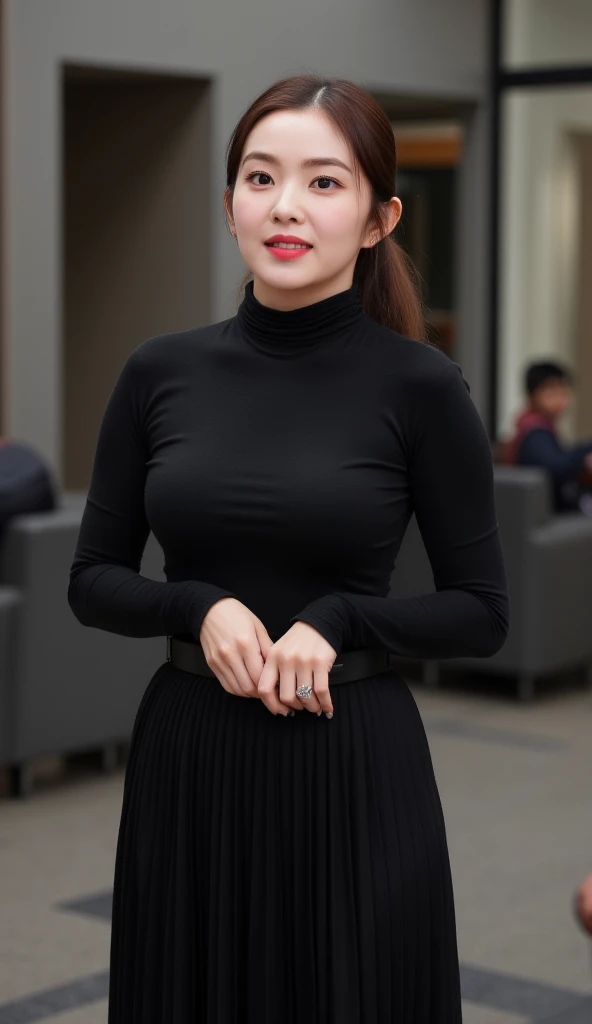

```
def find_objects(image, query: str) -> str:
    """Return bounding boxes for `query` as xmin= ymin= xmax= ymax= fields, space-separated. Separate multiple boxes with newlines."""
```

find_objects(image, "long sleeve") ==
xmin=67 ymin=346 xmax=236 ymax=639
xmin=290 ymin=362 xmax=510 ymax=659
xmin=519 ymin=428 xmax=592 ymax=481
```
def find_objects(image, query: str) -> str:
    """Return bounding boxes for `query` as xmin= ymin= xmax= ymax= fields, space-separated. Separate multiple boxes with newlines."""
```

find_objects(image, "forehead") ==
xmin=244 ymin=109 xmax=352 ymax=162
xmin=540 ymin=378 xmax=569 ymax=391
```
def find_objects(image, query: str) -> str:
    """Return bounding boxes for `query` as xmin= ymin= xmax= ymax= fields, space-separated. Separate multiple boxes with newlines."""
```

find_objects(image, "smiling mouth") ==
xmin=265 ymin=242 xmax=313 ymax=249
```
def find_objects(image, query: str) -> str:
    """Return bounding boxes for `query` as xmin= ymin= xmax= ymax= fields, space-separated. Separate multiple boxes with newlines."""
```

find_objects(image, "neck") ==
xmin=236 ymin=277 xmax=366 ymax=357
xmin=252 ymin=273 xmax=356 ymax=312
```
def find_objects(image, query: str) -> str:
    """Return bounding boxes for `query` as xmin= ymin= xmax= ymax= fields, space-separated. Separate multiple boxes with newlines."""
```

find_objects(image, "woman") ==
xmin=68 ymin=73 xmax=509 ymax=1023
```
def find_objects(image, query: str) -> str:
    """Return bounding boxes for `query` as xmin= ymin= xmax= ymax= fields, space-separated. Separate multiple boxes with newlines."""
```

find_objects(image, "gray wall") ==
xmin=2 ymin=0 xmax=490 ymax=481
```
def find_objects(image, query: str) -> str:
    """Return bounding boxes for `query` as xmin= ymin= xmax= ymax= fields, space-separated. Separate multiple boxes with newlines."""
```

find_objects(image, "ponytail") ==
xmin=354 ymin=234 xmax=427 ymax=341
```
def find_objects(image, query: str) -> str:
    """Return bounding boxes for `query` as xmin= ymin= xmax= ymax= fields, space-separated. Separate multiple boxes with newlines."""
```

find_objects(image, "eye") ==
xmin=245 ymin=171 xmax=341 ymax=190
xmin=312 ymin=176 xmax=340 ymax=190
xmin=245 ymin=170 xmax=273 ymax=185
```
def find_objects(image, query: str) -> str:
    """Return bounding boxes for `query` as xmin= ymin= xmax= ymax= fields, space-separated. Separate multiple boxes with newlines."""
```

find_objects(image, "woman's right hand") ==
xmin=199 ymin=597 xmax=291 ymax=712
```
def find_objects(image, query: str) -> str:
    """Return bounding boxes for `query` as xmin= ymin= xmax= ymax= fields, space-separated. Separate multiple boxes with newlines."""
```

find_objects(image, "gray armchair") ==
xmin=388 ymin=466 xmax=592 ymax=700
xmin=0 ymin=493 xmax=167 ymax=795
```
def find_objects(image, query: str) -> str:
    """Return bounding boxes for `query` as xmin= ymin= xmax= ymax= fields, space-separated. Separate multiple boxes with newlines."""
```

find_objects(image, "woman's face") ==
xmin=226 ymin=108 xmax=401 ymax=309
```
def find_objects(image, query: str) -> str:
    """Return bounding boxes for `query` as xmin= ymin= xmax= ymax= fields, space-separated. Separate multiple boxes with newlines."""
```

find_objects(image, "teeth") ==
xmin=269 ymin=242 xmax=310 ymax=249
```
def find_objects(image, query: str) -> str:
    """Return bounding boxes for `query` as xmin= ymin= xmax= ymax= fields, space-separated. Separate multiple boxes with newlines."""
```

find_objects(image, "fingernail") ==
xmin=288 ymin=710 xmax=295 ymax=716
xmin=325 ymin=712 xmax=333 ymax=719
xmin=316 ymin=711 xmax=322 ymax=717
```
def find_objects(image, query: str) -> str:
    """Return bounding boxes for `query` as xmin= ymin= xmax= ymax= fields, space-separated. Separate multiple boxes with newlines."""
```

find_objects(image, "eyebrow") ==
xmin=240 ymin=151 xmax=353 ymax=174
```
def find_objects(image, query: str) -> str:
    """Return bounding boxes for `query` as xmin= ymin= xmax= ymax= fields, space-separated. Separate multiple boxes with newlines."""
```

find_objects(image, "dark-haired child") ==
xmin=506 ymin=360 xmax=592 ymax=514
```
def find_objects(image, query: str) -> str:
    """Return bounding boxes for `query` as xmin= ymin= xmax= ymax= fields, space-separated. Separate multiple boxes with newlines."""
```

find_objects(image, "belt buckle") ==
xmin=166 ymin=636 xmax=172 ymax=663
xmin=331 ymin=661 xmax=344 ymax=674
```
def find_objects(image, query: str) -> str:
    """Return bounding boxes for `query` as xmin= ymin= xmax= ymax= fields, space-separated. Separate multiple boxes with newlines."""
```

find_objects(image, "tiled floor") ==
xmin=0 ymin=672 xmax=591 ymax=1023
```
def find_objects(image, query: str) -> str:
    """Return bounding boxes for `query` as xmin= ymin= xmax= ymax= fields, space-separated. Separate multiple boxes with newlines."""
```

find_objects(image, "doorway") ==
xmin=62 ymin=64 xmax=212 ymax=490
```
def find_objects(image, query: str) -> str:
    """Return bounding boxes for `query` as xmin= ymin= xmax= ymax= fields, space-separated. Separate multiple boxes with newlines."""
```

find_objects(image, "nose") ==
xmin=270 ymin=183 xmax=305 ymax=223
xmin=271 ymin=207 xmax=303 ymax=224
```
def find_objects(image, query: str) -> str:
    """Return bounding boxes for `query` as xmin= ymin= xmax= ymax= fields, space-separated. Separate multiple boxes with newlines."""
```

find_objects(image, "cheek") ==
xmin=232 ymin=191 xmax=262 ymax=232
xmin=312 ymin=201 xmax=364 ymax=243
xmin=232 ymin=188 xmax=364 ymax=248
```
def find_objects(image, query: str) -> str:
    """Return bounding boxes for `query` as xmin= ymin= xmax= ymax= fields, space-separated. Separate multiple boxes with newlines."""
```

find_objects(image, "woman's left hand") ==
xmin=257 ymin=621 xmax=336 ymax=716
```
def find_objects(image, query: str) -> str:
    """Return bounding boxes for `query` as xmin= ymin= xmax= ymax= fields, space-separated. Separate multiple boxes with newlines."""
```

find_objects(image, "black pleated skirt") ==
xmin=108 ymin=660 xmax=462 ymax=1023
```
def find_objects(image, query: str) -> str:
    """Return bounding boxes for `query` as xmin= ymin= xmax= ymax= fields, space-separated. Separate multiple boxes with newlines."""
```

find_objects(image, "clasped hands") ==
xmin=199 ymin=597 xmax=336 ymax=717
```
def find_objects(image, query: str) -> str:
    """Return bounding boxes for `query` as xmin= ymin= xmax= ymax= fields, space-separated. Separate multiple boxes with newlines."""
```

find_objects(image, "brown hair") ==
xmin=224 ymin=73 xmax=428 ymax=342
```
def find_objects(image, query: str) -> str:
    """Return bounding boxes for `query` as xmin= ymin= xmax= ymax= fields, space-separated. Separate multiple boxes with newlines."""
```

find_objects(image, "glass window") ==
xmin=503 ymin=0 xmax=592 ymax=69
xmin=497 ymin=85 xmax=592 ymax=441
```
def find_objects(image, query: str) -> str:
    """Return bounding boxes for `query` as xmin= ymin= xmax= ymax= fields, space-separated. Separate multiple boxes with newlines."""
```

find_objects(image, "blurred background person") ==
xmin=504 ymin=360 xmax=592 ymax=514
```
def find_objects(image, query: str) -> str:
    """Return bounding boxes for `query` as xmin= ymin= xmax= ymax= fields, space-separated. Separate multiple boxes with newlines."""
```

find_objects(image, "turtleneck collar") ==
xmin=236 ymin=278 xmax=366 ymax=356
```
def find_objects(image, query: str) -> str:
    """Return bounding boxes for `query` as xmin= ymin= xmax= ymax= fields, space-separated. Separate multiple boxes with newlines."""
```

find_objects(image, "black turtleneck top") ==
xmin=68 ymin=279 xmax=509 ymax=660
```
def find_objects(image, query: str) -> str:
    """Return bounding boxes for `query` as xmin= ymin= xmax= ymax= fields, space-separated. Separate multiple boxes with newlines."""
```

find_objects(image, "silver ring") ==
xmin=295 ymin=684 xmax=313 ymax=700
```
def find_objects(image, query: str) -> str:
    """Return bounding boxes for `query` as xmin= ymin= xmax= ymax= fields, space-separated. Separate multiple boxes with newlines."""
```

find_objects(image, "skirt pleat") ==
xmin=108 ymin=660 xmax=462 ymax=1024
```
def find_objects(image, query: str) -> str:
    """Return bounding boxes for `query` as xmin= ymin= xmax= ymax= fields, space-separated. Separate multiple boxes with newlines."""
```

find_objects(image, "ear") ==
xmin=361 ymin=196 xmax=403 ymax=248
xmin=386 ymin=196 xmax=403 ymax=234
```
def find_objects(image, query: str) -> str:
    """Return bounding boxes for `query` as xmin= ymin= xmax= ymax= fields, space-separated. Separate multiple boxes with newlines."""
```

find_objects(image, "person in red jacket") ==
xmin=505 ymin=361 xmax=592 ymax=514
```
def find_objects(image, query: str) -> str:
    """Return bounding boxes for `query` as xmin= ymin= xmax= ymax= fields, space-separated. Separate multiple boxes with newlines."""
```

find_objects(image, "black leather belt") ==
xmin=167 ymin=636 xmax=390 ymax=685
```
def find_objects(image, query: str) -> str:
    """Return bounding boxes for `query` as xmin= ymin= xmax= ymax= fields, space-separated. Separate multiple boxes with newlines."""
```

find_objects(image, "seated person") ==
xmin=0 ymin=437 xmax=57 ymax=544
xmin=504 ymin=360 xmax=592 ymax=514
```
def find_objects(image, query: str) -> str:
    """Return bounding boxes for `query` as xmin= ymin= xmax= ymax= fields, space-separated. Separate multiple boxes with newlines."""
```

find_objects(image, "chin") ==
xmin=254 ymin=268 xmax=317 ymax=291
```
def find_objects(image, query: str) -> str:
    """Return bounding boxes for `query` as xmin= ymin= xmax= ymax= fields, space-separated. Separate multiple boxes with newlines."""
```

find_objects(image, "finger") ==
xmin=208 ymin=662 xmax=237 ymax=695
xmin=313 ymin=666 xmax=334 ymax=714
xmin=257 ymin=658 xmax=291 ymax=716
xmin=291 ymin=665 xmax=322 ymax=713
xmin=210 ymin=654 xmax=257 ymax=698
xmin=277 ymin=663 xmax=302 ymax=711
xmin=253 ymin=620 xmax=274 ymax=660
xmin=243 ymin=645 xmax=267 ymax=691
xmin=231 ymin=654 xmax=261 ymax=697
